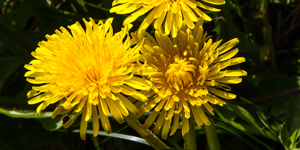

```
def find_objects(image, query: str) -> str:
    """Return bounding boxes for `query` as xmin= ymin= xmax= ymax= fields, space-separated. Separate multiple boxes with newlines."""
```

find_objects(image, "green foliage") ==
xmin=0 ymin=0 xmax=300 ymax=149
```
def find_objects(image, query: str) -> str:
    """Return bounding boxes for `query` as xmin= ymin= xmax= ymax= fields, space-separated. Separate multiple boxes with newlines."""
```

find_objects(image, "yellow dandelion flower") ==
xmin=110 ymin=0 xmax=225 ymax=38
xmin=139 ymin=18 xmax=247 ymax=139
xmin=24 ymin=18 xmax=152 ymax=140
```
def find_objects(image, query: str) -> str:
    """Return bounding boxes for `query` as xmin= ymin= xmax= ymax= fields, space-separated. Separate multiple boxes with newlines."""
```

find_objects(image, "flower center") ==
xmin=166 ymin=56 xmax=196 ymax=88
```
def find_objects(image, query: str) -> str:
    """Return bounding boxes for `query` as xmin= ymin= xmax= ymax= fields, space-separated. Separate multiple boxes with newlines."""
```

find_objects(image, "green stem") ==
xmin=89 ymin=134 xmax=101 ymax=150
xmin=204 ymin=117 xmax=221 ymax=150
xmin=184 ymin=117 xmax=197 ymax=150
xmin=124 ymin=115 xmax=169 ymax=150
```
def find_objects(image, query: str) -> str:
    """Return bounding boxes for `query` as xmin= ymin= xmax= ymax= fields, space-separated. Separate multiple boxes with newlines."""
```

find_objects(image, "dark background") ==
xmin=0 ymin=0 xmax=299 ymax=149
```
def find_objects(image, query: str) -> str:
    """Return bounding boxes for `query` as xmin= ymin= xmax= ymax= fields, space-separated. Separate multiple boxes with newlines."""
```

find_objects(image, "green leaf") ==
xmin=257 ymin=110 xmax=278 ymax=136
xmin=224 ymin=102 xmax=262 ymax=133
xmin=222 ymin=102 xmax=278 ymax=141
xmin=76 ymin=0 xmax=87 ymax=12
xmin=215 ymin=123 xmax=261 ymax=150
xmin=72 ymin=129 xmax=150 ymax=146
xmin=84 ymin=2 xmax=110 ymax=12
xmin=208 ymin=113 xmax=274 ymax=150
xmin=37 ymin=115 xmax=63 ymax=131
xmin=0 ymin=106 xmax=52 ymax=118
xmin=285 ymin=98 xmax=300 ymax=136
xmin=280 ymin=122 xmax=291 ymax=150
xmin=0 ymin=57 xmax=23 ymax=90
xmin=240 ymin=97 xmax=282 ymax=123
xmin=290 ymin=127 xmax=300 ymax=149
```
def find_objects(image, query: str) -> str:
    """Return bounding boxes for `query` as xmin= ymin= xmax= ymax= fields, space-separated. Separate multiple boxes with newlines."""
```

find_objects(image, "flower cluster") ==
xmin=25 ymin=0 xmax=246 ymax=140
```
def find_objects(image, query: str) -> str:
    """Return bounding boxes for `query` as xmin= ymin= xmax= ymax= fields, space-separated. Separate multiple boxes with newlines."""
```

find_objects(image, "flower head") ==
xmin=25 ymin=18 xmax=151 ymax=140
xmin=110 ymin=0 xmax=225 ymax=38
xmin=139 ymin=18 xmax=246 ymax=139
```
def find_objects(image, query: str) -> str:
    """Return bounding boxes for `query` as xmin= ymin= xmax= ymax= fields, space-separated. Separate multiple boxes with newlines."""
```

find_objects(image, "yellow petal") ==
xmin=99 ymin=97 xmax=111 ymax=116
xmin=182 ymin=2 xmax=198 ymax=21
xmin=120 ymin=85 xmax=136 ymax=95
xmin=154 ymin=6 xmax=166 ymax=29
xmin=97 ymin=104 xmax=112 ymax=133
xmin=217 ymin=38 xmax=239 ymax=54
xmin=169 ymin=113 xmax=179 ymax=136
xmin=115 ymin=93 xmax=139 ymax=115
xmin=190 ymin=105 xmax=203 ymax=127
xmin=131 ymin=91 xmax=148 ymax=102
xmin=208 ymin=87 xmax=236 ymax=99
xmin=106 ymin=97 xmax=124 ymax=124
xmin=165 ymin=105 xmax=175 ymax=120
xmin=225 ymin=70 xmax=247 ymax=76
xmin=193 ymin=8 xmax=212 ymax=21
xmin=125 ymin=76 xmax=151 ymax=90
xmin=203 ymin=103 xmax=214 ymax=115
xmin=154 ymin=98 xmax=167 ymax=112
xmin=92 ymin=105 xmax=100 ymax=137
xmin=27 ymin=93 xmax=47 ymax=104
xmin=202 ymin=0 xmax=225 ymax=5
xmin=46 ymin=95 xmax=65 ymax=104
xmin=144 ymin=111 xmax=159 ymax=129
xmin=113 ymin=99 xmax=129 ymax=116
xmin=164 ymin=9 xmax=173 ymax=35
xmin=219 ymin=59 xmax=231 ymax=69
xmin=80 ymin=108 xmax=88 ymax=140
xmin=154 ymin=109 xmax=166 ymax=134
xmin=204 ymin=95 xmax=218 ymax=104
xmin=138 ymin=6 xmax=158 ymax=36
xmin=214 ymin=48 xmax=239 ymax=62
xmin=207 ymin=71 xmax=226 ymax=80
xmin=164 ymin=98 xmax=174 ymax=111
xmin=24 ymin=71 xmax=47 ymax=78
xmin=181 ymin=111 xmax=189 ymax=137
xmin=229 ymin=57 xmax=246 ymax=66
xmin=216 ymin=77 xmax=242 ymax=84
xmin=27 ymin=89 xmax=40 ymax=99
xmin=70 ymin=94 xmax=83 ymax=106
xmin=135 ymin=67 xmax=157 ymax=76
xmin=36 ymin=101 xmax=49 ymax=115
xmin=85 ymin=102 xmax=92 ymax=121
xmin=75 ymin=96 xmax=87 ymax=112
xmin=124 ymin=6 xmax=153 ymax=26
xmin=196 ymin=1 xmax=221 ymax=12
xmin=52 ymin=106 xmax=63 ymax=119
xmin=197 ymin=106 xmax=210 ymax=125
xmin=161 ymin=118 xmax=172 ymax=140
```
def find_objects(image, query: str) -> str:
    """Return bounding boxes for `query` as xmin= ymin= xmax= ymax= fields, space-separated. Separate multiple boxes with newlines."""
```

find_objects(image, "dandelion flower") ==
xmin=139 ymin=18 xmax=247 ymax=139
xmin=110 ymin=0 xmax=225 ymax=38
xmin=24 ymin=18 xmax=152 ymax=140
